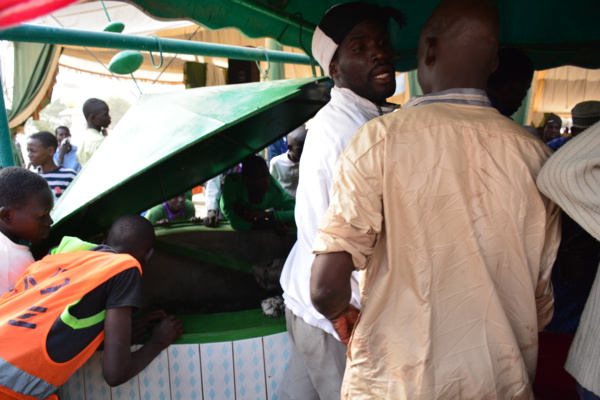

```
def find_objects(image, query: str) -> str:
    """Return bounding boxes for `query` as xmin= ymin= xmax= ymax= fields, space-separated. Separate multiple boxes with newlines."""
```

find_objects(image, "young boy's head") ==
xmin=0 ymin=167 xmax=54 ymax=244
xmin=82 ymin=98 xmax=111 ymax=132
xmin=286 ymin=125 xmax=307 ymax=163
xmin=105 ymin=214 xmax=156 ymax=267
xmin=27 ymin=131 xmax=57 ymax=168
xmin=242 ymin=155 xmax=270 ymax=196
xmin=55 ymin=126 xmax=71 ymax=144
xmin=165 ymin=194 xmax=186 ymax=214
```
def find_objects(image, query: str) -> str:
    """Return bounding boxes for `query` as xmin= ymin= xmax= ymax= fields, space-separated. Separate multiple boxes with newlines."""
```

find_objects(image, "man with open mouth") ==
xmin=279 ymin=3 xmax=405 ymax=399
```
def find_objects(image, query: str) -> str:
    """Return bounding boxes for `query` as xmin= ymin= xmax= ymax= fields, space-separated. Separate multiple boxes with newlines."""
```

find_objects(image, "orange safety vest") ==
xmin=0 ymin=251 xmax=142 ymax=400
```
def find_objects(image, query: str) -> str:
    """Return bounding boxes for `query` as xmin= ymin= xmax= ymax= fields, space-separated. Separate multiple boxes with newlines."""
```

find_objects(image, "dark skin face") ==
xmin=0 ymin=188 xmax=54 ymax=244
xmin=26 ymin=138 xmax=57 ymax=172
xmin=87 ymin=103 xmax=112 ymax=131
xmin=244 ymin=164 xmax=270 ymax=204
xmin=329 ymin=18 xmax=396 ymax=105
xmin=166 ymin=194 xmax=186 ymax=214
xmin=287 ymin=135 xmax=305 ymax=163
xmin=55 ymin=127 xmax=71 ymax=143
xmin=543 ymin=122 xmax=561 ymax=141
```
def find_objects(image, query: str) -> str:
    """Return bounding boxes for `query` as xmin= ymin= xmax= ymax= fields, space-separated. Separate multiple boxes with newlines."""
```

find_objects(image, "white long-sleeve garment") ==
xmin=280 ymin=86 xmax=397 ymax=338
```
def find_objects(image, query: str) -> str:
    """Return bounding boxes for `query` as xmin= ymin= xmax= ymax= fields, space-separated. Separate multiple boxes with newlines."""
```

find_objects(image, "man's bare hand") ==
xmin=329 ymin=304 xmax=359 ymax=345
xmin=156 ymin=218 xmax=171 ymax=227
xmin=149 ymin=315 xmax=184 ymax=350
xmin=131 ymin=310 xmax=168 ymax=343
xmin=204 ymin=209 xmax=219 ymax=227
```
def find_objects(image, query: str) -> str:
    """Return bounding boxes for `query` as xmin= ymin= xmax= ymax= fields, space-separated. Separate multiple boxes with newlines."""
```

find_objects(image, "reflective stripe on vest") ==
xmin=0 ymin=357 xmax=57 ymax=399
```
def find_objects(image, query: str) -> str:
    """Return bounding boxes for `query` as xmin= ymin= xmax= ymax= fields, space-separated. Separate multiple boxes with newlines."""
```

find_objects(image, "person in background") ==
xmin=269 ymin=125 xmax=307 ymax=198
xmin=487 ymin=47 xmax=535 ymax=118
xmin=547 ymin=101 xmax=600 ymax=151
xmin=220 ymin=155 xmax=295 ymax=234
xmin=0 ymin=215 xmax=184 ymax=399
xmin=279 ymin=3 xmax=405 ymax=399
xmin=27 ymin=131 xmax=77 ymax=199
xmin=145 ymin=193 xmax=201 ymax=227
xmin=54 ymin=126 xmax=81 ymax=173
xmin=203 ymin=164 xmax=242 ymax=228
xmin=310 ymin=0 xmax=560 ymax=398
xmin=267 ymin=137 xmax=288 ymax=165
xmin=537 ymin=120 xmax=600 ymax=400
xmin=0 ymin=167 xmax=53 ymax=295
xmin=541 ymin=112 xmax=563 ymax=143
xmin=78 ymin=98 xmax=111 ymax=166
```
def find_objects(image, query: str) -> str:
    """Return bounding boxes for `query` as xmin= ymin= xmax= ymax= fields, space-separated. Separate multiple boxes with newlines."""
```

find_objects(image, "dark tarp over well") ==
xmin=43 ymin=77 xmax=330 ymax=248
xmin=123 ymin=0 xmax=600 ymax=71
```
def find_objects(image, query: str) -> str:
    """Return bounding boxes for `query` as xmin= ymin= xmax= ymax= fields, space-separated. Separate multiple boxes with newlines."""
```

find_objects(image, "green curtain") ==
xmin=184 ymin=61 xmax=207 ymax=89
xmin=7 ymin=42 xmax=57 ymax=123
xmin=407 ymin=70 xmax=422 ymax=98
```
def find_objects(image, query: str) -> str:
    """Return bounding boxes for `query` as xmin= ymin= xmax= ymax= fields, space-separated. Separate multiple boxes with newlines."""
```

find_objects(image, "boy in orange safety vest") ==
xmin=0 ymin=214 xmax=184 ymax=400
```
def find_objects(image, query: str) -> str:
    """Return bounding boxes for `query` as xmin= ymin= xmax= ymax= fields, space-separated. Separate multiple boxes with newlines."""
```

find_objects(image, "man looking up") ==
xmin=279 ymin=3 xmax=405 ymax=399
xmin=78 ymin=98 xmax=111 ymax=166
xmin=310 ymin=0 xmax=560 ymax=398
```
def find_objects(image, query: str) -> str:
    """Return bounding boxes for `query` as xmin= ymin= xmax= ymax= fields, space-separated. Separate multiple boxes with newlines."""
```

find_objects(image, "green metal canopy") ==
xmin=124 ymin=0 xmax=600 ymax=71
xmin=44 ymin=77 xmax=330 ymax=247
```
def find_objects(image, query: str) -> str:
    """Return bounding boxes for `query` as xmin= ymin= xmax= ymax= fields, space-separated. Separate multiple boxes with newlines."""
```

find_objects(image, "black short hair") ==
xmin=55 ymin=126 xmax=70 ymax=135
xmin=488 ymin=48 xmax=534 ymax=89
xmin=0 ymin=167 xmax=50 ymax=209
xmin=29 ymin=131 xmax=58 ymax=150
xmin=106 ymin=214 xmax=156 ymax=254
xmin=241 ymin=154 xmax=268 ymax=176
xmin=82 ymin=98 xmax=108 ymax=119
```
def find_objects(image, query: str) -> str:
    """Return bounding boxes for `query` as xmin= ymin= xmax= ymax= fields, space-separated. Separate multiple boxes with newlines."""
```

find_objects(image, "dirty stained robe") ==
xmin=313 ymin=90 xmax=561 ymax=400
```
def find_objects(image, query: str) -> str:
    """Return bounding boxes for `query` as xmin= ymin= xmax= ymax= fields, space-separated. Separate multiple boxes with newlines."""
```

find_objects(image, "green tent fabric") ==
xmin=7 ymin=42 xmax=58 ymax=126
xmin=39 ymin=77 xmax=329 ymax=248
xmin=125 ymin=0 xmax=600 ymax=71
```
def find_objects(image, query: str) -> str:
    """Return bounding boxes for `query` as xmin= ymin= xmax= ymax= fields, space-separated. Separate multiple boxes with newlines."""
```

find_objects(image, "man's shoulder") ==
xmin=270 ymin=153 xmax=293 ymax=167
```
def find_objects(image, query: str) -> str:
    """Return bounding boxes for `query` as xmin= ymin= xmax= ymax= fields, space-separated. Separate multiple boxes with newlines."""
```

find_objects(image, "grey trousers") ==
xmin=280 ymin=307 xmax=347 ymax=400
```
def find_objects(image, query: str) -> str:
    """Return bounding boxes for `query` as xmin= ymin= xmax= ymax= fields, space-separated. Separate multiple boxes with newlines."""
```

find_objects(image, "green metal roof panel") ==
xmin=124 ymin=0 xmax=600 ymax=71
xmin=46 ymin=77 xmax=330 ymax=246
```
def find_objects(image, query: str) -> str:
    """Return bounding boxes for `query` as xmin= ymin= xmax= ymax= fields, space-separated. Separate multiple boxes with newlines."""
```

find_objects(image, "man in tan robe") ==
xmin=310 ymin=0 xmax=561 ymax=398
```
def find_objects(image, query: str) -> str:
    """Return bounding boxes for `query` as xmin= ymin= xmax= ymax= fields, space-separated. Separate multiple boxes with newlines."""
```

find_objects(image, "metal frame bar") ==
xmin=0 ymin=24 xmax=312 ymax=65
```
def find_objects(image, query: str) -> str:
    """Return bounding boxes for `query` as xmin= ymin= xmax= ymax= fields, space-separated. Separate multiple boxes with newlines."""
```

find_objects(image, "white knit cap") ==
xmin=311 ymin=26 xmax=339 ymax=76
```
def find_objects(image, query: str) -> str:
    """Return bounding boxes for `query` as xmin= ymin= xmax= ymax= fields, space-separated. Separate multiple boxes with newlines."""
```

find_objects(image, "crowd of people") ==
xmin=1 ymin=0 xmax=599 ymax=398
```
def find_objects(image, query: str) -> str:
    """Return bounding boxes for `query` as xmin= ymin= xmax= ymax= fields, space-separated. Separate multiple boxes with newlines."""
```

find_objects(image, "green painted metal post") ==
xmin=0 ymin=24 xmax=312 ymax=66
xmin=266 ymin=39 xmax=284 ymax=81
xmin=0 ymin=78 xmax=15 ymax=168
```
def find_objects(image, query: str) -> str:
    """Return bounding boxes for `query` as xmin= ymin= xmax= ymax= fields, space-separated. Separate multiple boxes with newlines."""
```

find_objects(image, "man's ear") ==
xmin=489 ymin=53 xmax=499 ymax=76
xmin=328 ymin=59 xmax=338 ymax=79
xmin=0 ymin=207 xmax=12 ymax=224
xmin=424 ymin=36 xmax=438 ymax=66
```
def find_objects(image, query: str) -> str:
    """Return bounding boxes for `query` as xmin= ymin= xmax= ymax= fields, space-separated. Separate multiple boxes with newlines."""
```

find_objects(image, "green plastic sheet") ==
xmin=43 ymin=77 xmax=329 ymax=248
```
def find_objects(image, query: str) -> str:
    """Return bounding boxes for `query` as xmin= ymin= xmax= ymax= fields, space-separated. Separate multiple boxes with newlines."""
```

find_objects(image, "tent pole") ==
xmin=0 ymin=24 xmax=312 ymax=66
xmin=0 ymin=78 xmax=15 ymax=168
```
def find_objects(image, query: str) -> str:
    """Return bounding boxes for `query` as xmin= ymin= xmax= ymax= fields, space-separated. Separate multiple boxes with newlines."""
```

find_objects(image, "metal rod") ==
xmin=0 ymin=24 xmax=312 ymax=65
xmin=230 ymin=0 xmax=315 ymax=34
xmin=0 ymin=77 xmax=15 ymax=168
